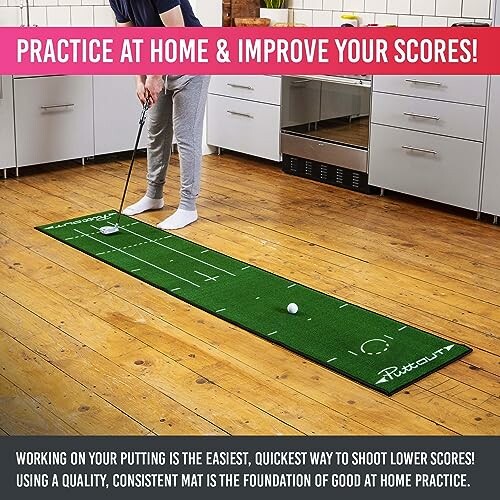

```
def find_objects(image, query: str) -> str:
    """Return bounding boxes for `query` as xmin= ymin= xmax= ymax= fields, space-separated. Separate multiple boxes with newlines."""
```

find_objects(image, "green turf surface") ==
xmin=36 ymin=210 xmax=472 ymax=395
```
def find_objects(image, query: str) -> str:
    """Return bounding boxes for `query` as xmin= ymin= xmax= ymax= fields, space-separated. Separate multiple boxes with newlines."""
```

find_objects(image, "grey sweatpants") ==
xmin=145 ymin=74 xmax=210 ymax=211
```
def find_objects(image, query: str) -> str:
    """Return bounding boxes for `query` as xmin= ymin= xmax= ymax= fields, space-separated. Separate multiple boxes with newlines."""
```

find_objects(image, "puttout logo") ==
xmin=375 ymin=345 xmax=456 ymax=385
xmin=50 ymin=212 xmax=115 ymax=230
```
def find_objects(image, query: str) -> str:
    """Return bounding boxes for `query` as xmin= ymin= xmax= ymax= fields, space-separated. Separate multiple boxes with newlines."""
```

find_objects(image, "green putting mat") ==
xmin=37 ymin=210 xmax=472 ymax=396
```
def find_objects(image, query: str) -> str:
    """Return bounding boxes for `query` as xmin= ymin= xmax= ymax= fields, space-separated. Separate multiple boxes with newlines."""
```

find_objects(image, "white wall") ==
xmin=289 ymin=0 xmax=495 ymax=26
xmin=0 ymin=0 xmax=221 ymax=27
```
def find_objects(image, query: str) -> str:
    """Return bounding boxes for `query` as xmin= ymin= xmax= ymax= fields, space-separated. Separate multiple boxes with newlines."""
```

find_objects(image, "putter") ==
xmin=100 ymin=98 xmax=151 ymax=235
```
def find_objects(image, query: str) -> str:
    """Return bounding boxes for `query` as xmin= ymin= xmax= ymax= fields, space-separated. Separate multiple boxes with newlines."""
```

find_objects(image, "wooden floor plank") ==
xmin=0 ymin=262 xmax=304 ymax=436
xmin=0 ymin=331 xmax=149 ymax=435
xmin=1 ymin=152 xmax=499 ymax=435
xmin=0 ymin=294 xmax=226 ymax=436
xmin=0 ymin=374 xmax=77 ymax=435
xmin=0 ymin=237 xmax=378 ymax=435
xmin=2 ymin=232 xmax=495 ymax=435
xmin=2 ymin=176 xmax=499 ymax=357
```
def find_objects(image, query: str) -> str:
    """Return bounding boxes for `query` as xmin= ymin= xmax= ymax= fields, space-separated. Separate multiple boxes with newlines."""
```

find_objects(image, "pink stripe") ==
xmin=0 ymin=27 xmax=497 ymax=75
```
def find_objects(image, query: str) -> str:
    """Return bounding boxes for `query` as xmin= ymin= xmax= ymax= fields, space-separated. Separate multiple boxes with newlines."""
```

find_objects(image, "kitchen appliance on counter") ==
xmin=281 ymin=75 xmax=374 ymax=193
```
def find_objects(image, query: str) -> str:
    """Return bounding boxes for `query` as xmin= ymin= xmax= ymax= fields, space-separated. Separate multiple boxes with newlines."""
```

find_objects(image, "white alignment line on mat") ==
xmin=327 ymin=357 xmax=337 ymax=363
xmin=268 ymin=331 xmax=277 ymax=336
xmin=348 ymin=351 xmax=358 ymax=356
xmin=194 ymin=270 xmax=218 ymax=281
xmin=339 ymin=304 xmax=348 ymax=309
xmin=398 ymin=326 xmax=407 ymax=331
xmin=77 ymin=228 xmax=201 ymax=288
xmin=118 ymin=226 xmax=237 ymax=277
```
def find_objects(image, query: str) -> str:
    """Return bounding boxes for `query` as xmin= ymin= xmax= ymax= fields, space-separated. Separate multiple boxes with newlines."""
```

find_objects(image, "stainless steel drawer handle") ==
xmin=40 ymin=104 xmax=75 ymax=110
xmin=401 ymin=145 xmax=438 ymax=155
xmin=403 ymin=112 xmax=440 ymax=121
xmin=405 ymin=79 xmax=443 ymax=87
xmin=227 ymin=110 xmax=253 ymax=119
xmin=227 ymin=83 xmax=254 ymax=91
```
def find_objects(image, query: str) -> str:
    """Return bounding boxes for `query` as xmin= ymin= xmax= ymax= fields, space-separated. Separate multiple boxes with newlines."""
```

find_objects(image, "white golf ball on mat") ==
xmin=287 ymin=303 xmax=298 ymax=314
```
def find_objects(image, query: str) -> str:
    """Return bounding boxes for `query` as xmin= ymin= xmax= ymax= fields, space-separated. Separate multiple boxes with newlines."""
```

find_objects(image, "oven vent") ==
xmin=304 ymin=160 xmax=314 ymax=177
xmin=282 ymin=154 xmax=375 ymax=194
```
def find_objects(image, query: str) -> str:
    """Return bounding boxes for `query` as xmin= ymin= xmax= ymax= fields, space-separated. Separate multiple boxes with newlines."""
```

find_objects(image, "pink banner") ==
xmin=0 ymin=26 xmax=498 ymax=75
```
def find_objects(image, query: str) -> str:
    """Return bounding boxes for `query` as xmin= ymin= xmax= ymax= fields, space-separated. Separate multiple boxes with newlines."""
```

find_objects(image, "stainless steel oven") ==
xmin=281 ymin=75 xmax=372 ymax=192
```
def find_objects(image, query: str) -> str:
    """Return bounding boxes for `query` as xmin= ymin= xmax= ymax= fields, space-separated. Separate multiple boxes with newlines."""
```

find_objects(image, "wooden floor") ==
xmin=0 ymin=151 xmax=499 ymax=436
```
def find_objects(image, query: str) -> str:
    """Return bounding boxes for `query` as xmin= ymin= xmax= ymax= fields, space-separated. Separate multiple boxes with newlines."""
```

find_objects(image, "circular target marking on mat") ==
xmin=360 ymin=338 xmax=390 ymax=356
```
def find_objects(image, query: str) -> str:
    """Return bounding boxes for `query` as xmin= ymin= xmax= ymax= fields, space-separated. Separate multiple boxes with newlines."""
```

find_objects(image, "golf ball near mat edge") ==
xmin=287 ymin=303 xmax=298 ymax=314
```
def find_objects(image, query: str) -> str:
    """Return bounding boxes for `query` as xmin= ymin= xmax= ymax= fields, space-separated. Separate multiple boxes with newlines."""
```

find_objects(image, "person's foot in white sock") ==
xmin=157 ymin=208 xmax=198 ymax=230
xmin=122 ymin=195 xmax=164 ymax=216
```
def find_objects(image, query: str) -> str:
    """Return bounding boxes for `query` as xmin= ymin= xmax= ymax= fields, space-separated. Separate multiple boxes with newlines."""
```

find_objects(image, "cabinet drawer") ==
xmin=482 ymin=76 xmax=500 ymax=216
xmin=373 ymin=75 xmax=488 ymax=106
xmin=207 ymin=94 xmax=280 ymax=161
xmin=15 ymin=76 xmax=93 ymax=167
xmin=93 ymin=76 xmax=148 ymax=156
xmin=371 ymin=92 xmax=486 ymax=142
xmin=368 ymin=124 xmax=482 ymax=210
xmin=0 ymin=76 xmax=16 ymax=170
xmin=209 ymin=75 xmax=281 ymax=105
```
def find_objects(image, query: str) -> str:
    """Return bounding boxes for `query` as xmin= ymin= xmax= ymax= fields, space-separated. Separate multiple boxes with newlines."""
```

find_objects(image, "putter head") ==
xmin=99 ymin=224 xmax=119 ymax=235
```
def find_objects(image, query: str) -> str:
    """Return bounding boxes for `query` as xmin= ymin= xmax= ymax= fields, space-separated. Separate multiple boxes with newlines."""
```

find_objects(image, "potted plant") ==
xmin=260 ymin=1 xmax=289 ymax=26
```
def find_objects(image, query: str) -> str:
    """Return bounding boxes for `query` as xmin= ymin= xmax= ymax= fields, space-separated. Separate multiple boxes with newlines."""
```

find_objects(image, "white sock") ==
xmin=157 ymin=208 xmax=198 ymax=230
xmin=122 ymin=195 xmax=164 ymax=216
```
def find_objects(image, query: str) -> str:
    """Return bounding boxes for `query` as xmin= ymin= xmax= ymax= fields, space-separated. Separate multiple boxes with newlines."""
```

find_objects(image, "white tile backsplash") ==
xmin=70 ymin=5 xmax=94 ymax=26
xmin=364 ymin=0 xmax=387 ymax=14
xmin=303 ymin=0 xmax=322 ymax=9
xmin=47 ymin=6 xmax=71 ymax=26
xmin=291 ymin=0 xmax=495 ymax=26
xmin=93 ymin=5 xmax=115 ymax=26
xmin=0 ymin=0 xmax=495 ymax=27
xmin=436 ymin=0 xmax=462 ymax=17
xmin=462 ymin=0 xmax=491 ymax=18
xmin=387 ymin=0 xmax=410 ymax=15
xmin=312 ymin=8 xmax=333 ymax=25
xmin=343 ymin=0 xmax=364 ymax=12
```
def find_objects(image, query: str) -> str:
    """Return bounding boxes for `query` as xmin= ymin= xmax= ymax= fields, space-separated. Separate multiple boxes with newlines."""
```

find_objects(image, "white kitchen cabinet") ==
xmin=370 ymin=125 xmax=483 ymax=211
xmin=373 ymin=75 xmax=488 ymax=106
xmin=369 ymin=75 xmax=487 ymax=212
xmin=93 ymin=76 xmax=148 ymax=156
xmin=209 ymin=75 xmax=282 ymax=105
xmin=0 ymin=76 xmax=16 ymax=177
xmin=207 ymin=76 xmax=281 ymax=161
xmin=207 ymin=94 xmax=281 ymax=162
xmin=482 ymin=76 xmax=500 ymax=217
xmin=372 ymin=93 xmax=486 ymax=142
xmin=14 ymin=76 xmax=94 ymax=167
xmin=481 ymin=2 xmax=500 ymax=218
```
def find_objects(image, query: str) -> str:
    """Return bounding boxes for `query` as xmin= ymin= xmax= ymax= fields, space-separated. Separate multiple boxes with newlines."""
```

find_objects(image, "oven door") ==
xmin=281 ymin=75 xmax=372 ymax=173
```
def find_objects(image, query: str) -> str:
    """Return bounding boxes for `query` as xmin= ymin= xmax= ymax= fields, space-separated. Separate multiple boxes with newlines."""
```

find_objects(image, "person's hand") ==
xmin=136 ymin=76 xmax=148 ymax=104
xmin=145 ymin=75 xmax=164 ymax=104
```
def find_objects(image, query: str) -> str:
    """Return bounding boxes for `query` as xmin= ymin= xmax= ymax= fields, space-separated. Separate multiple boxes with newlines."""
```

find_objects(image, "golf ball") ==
xmin=287 ymin=303 xmax=298 ymax=314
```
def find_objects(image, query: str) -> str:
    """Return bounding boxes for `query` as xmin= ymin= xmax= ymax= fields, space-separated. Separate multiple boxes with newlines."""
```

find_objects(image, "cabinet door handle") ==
xmin=40 ymin=104 xmax=75 ymax=111
xmin=290 ymin=79 xmax=311 ymax=85
xmin=401 ymin=145 xmax=438 ymax=155
xmin=227 ymin=83 xmax=254 ymax=91
xmin=227 ymin=110 xmax=253 ymax=119
xmin=405 ymin=79 xmax=443 ymax=87
xmin=0 ymin=77 xmax=3 ymax=100
xmin=403 ymin=112 xmax=440 ymax=121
